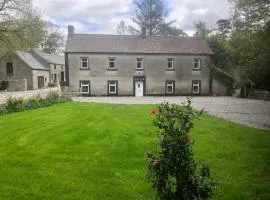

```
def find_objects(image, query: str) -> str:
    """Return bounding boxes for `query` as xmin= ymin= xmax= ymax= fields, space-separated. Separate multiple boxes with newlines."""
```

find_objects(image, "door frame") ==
xmin=133 ymin=76 xmax=146 ymax=96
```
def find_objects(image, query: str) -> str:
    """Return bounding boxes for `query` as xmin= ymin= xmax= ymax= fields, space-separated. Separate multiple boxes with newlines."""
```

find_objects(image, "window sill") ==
xmin=108 ymin=68 xmax=117 ymax=71
xmin=166 ymin=68 xmax=175 ymax=71
xmin=135 ymin=68 xmax=144 ymax=71
xmin=192 ymin=68 xmax=201 ymax=71
xmin=6 ymin=73 xmax=14 ymax=76
xmin=80 ymin=68 xmax=90 ymax=70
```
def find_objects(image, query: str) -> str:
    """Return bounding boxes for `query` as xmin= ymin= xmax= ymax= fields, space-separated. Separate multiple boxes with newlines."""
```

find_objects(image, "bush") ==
xmin=0 ymin=92 xmax=71 ymax=115
xmin=5 ymin=96 xmax=24 ymax=113
xmin=0 ymin=80 xmax=9 ymax=90
xmin=146 ymin=99 xmax=217 ymax=200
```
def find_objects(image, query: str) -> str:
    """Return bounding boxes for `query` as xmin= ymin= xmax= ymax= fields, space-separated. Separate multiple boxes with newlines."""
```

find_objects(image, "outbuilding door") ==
xmin=37 ymin=76 xmax=44 ymax=89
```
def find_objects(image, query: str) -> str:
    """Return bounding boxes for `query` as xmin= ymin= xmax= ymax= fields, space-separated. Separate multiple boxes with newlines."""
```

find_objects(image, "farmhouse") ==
xmin=0 ymin=50 xmax=65 ymax=91
xmin=66 ymin=25 xmax=227 ymax=96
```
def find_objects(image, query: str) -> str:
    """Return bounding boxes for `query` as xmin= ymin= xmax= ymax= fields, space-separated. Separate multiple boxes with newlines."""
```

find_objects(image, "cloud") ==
xmin=33 ymin=0 xmax=230 ymax=35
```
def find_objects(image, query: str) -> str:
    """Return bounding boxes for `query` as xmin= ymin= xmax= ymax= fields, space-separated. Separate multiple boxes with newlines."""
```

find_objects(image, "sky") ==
xmin=32 ymin=0 xmax=231 ymax=36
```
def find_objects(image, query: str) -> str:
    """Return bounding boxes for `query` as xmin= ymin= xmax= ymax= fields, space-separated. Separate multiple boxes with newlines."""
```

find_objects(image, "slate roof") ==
xmin=65 ymin=34 xmax=213 ymax=55
xmin=16 ymin=51 xmax=50 ymax=70
xmin=33 ymin=49 xmax=65 ymax=65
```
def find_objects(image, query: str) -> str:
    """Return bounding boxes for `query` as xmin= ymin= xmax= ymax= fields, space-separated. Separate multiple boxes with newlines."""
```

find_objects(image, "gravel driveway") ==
xmin=72 ymin=96 xmax=270 ymax=130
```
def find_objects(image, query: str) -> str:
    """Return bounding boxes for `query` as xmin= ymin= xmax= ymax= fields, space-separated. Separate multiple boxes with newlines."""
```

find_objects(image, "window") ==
xmin=136 ymin=58 xmax=143 ymax=69
xmin=108 ymin=81 xmax=118 ymax=95
xmin=166 ymin=81 xmax=175 ymax=94
xmin=6 ymin=63 xmax=13 ymax=74
xmin=167 ymin=58 xmax=174 ymax=70
xmin=108 ymin=57 xmax=116 ymax=70
xmin=54 ymin=65 xmax=56 ymax=70
xmin=192 ymin=80 xmax=201 ymax=94
xmin=80 ymin=81 xmax=90 ymax=95
xmin=80 ymin=57 xmax=89 ymax=69
xmin=54 ymin=74 xmax=57 ymax=81
xmin=193 ymin=58 xmax=201 ymax=70
xmin=61 ymin=65 xmax=64 ymax=70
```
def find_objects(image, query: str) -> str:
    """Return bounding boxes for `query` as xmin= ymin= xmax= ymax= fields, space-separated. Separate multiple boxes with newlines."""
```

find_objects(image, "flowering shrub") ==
xmin=146 ymin=98 xmax=217 ymax=200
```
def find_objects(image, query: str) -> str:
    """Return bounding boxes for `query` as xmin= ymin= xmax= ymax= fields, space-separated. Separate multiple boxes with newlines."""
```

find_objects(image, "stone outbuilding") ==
xmin=0 ymin=50 xmax=65 ymax=91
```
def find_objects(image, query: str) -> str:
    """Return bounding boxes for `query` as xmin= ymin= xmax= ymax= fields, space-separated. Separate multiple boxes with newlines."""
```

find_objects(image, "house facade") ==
xmin=0 ymin=50 xmax=65 ymax=91
xmin=65 ymin=25 xmax=227 ymax=96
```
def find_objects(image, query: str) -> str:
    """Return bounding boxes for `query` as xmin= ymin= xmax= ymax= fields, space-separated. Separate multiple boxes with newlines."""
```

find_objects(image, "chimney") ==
xmin=68 ymin=25 xmax=74 ymax=37
xmin=141 ymin=26 xmax=146 ymax=39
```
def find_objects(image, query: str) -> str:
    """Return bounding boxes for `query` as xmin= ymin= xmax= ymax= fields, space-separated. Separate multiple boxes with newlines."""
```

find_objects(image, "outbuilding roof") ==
xmin=16 ymin=51 xmax=50 ymax=70
xmin=65 ymin=34 xmax=213 ymax=55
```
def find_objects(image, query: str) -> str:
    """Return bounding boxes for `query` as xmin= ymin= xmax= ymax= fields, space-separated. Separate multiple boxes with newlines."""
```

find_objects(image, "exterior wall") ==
xmin=0 ymin=52 xmax=33 ymax=90
xmin=50 ymin=64 xmax=65 ymax=82
xmin=32 ymin=70 xmax=50 ymax=90
xmin=68 ymin=53 xmax=211 ymax=96
xmin=7 ymin=79 xmax=27 ymax=91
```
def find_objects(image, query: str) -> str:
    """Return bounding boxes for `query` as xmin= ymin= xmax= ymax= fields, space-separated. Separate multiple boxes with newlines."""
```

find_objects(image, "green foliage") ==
xmin=146 ymin=99 xmax=217 ymax=199
xmin=0 ymin=80 xmax=9 ymax=90
xmin=0 ymin=103 xmax=269 ymax=199
xmin=0 ymin=92 xmax=71 ymax=115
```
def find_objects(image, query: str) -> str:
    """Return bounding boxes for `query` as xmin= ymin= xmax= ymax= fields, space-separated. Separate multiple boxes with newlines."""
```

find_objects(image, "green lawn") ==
xmin=0 ymin=102 xmax=269 ymax=200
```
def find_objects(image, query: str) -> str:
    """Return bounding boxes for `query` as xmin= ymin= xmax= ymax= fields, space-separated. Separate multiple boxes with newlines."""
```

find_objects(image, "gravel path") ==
xmin=72 ymin=96 xmax=270 ymax=130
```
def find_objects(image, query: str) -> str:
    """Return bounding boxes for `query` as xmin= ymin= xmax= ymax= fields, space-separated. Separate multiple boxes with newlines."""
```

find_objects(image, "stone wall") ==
xmin=7 ymin=79 xmax=27 ymax=91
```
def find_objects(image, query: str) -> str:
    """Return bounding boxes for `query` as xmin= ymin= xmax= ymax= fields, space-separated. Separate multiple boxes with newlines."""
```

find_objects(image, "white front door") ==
xmin=135 ymin=81 xmax=144 ymax=97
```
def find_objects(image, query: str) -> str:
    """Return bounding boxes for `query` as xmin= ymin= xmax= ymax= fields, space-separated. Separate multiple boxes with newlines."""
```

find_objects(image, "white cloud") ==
xmin=33 ymin=0 xmax=230 ymax=35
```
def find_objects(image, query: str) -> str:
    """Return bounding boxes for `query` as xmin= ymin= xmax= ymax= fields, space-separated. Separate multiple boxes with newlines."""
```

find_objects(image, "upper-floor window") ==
xmin=108 ymin=81 xmax=118 ymax=95
xmin=193 ymin=58 xmax=201 ymax=70
xmin=166 ymin=80 xmax=175 ymax=94
xmin=136 ymin=58 xmax=143 ymax=70
xmin=192 ymin=80 xmax=201 ymax=94
xmin=167 ymin=58 xmax=174 ymax=70
xmin=80 ymin=57 xmax=89 ymax=69
xmin=6 ymin=63 xmax=13 ymax=75
xmin=108 ymin=57 xmax=116 ymax=70
xmin=54 ymin=65 xmax=56 ymax=69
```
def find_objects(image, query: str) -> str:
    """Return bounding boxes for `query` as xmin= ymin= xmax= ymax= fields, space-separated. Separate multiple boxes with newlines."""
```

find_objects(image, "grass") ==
xmin=0 ymin=102 xmax=269 ymax=200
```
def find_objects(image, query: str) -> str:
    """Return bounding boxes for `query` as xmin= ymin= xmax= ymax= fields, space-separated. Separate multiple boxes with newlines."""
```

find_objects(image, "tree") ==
xmin=0 ymin=0 xmax=45 ymax=54
xmin=40 ymin=21 xmax=64 ymax=54
xmin=216 ymin=19 xmax=231 ymax=36
xmin=128 ymin=0 xmax=176 ymax=36
xmin=117 ymin=20 xmax=128 ymax=35
xmin=159 ymin=24 xmax=187 ymax=36
xmin=194 ymin=20 xmax=208 ymax=38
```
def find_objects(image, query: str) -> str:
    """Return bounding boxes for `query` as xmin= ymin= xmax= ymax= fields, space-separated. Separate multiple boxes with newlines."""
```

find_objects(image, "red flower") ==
xmin=184 ymin=135 xmax=192 ymax=143
xmin=150 ymin=107 xmax=157 ymax=115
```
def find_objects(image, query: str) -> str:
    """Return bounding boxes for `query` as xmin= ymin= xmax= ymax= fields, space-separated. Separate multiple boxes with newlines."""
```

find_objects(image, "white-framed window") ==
xmin=108 ymin=57 xmax=116 ymax=70
xmin=136 ymin=58 xmax=143 ymax=69
xmin=80 ymin=57 xmax=89 ymax=69
xmin=166 ymin=81 xmax=175 ymax=94
xmin=167 ymin=58 xmax=174 ymax=70
xmin=108 ymin=81 xmax=118 ymax=95
xmin=193 ymin=58 xmax=201 ymax=70
xmin=80 ymin=81 xmax=90 ymax=95
xmin=192 ymin=80 xmax=201 ymax=94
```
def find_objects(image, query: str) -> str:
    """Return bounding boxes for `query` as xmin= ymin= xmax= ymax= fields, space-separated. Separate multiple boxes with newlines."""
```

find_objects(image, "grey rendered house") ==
xmin=0 ymin=50 xmax=65 ymax=91
xmin=65 ymin=25 xmax=227 ymax=96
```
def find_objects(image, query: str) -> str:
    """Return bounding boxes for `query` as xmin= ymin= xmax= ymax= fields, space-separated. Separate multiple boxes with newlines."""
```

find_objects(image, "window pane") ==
xmin=82 ymin=86 xmax=89 ymax=93
xmin=110 ymin=86 xmax=115 ymax=93
xmin=168 ymin=86 xmax=173 ymax=93
xmin=109 ymin=61 xmax=115 ymax=68
xmin=6 ymin=63 xmax=13 ymax=74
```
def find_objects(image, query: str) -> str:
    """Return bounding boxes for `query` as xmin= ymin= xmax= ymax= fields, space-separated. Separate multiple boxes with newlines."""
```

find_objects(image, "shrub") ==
xmin=45 ymin=91 xmax=60 ymax=104
xmin=23 ymin=95 xmax=43 ymax=110
xmin=5 ymin=96 xmax=24 ymax=113
xmin=146 ymin=99 xmax=217 ymax=200
xmin=0 ymin=80 xmax=9 ymax=90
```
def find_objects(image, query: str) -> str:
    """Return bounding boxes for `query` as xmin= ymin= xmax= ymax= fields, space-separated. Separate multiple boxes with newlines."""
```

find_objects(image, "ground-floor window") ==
xmin=80 ymin=81 xmax=90 ymax=95
xmin=192 ymin=80 xmax=201 ymax=94
xmin=108 ymin=81 xmax=118 ymax=95
xmin=166 ymin=80 xmax=175 ymax=95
